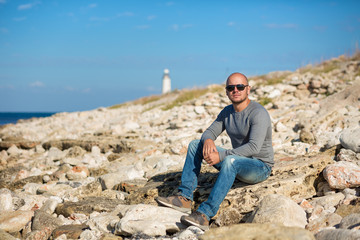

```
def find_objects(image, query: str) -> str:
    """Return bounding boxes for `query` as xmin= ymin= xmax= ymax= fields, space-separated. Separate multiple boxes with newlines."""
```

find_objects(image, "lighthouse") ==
xmin=162 ymin=68 xmax=171 ymax=94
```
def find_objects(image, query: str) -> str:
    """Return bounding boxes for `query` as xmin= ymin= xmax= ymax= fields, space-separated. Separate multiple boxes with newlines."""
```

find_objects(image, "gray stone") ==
xmin=0 ymin=210 xmax=34 ymax=232
xmin=247 ymin=194 xmax=308 ymax=228
xmin=0 ymin=188 xmax=13 ymax=212
xmin=199 ymin=223 xmax=315 ymax=240
xmin=0 ymin=229 xmax=18 ymax=240
xmin=315 ymin=229 xmax=360 ymax=240
xmin=339 ymin=213 xmax=360 ymax=229
xmin=340 ymin=128 xmax=360 ymax=153
xmin=115 ymin=204 xmax=187 ymax=237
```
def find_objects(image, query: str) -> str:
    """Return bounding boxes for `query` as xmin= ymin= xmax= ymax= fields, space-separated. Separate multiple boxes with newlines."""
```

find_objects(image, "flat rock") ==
xmin=246 ymin=194 xmax=307 ymax=228
xmin=0 ymin=210 xmax=34 ymax=232
xmin=114 ymin=204 xmax=187 ymax=237
xmin=199 ymin=223 xmax=315 ymax=240
xmin=315 ymin=229 xmax=360 ymax=240
xmin=55 ymin=196 xmax=125 ymax=217
xmin=52 ymin=224 xmax=89 ymax=239
xmin=340 ymin=128 xmax=360 ymax=153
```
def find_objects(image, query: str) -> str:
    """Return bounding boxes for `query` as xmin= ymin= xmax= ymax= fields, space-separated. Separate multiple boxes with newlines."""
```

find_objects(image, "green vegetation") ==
xmin=108 ymin=103 xmax=127 ymax=109
xmin=108 ymin=94 xmax=163 ymax=110
xmin=259 ymin=97 xmax=272 ymax=106
xmin=162 ymin=85 xmax=224 ymax=111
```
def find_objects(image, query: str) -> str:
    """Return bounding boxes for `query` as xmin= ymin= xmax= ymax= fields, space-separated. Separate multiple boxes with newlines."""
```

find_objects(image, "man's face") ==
xmin=226 ymin=75 xmax=250 ymax=104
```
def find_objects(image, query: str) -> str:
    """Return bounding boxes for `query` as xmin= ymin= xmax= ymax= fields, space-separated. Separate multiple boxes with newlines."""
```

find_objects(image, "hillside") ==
xmin=0 ymin=53 xmax=359 ymax=239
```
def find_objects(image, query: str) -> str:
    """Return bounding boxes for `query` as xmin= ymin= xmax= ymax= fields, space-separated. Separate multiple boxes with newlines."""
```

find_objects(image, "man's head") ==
xmin=225 ymin=72 xmax=250 ymax=105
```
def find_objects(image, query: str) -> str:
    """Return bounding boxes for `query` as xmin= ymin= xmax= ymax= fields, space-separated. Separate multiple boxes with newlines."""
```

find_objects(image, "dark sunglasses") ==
xmin=225 ymin=84 xmax=248 ymax=92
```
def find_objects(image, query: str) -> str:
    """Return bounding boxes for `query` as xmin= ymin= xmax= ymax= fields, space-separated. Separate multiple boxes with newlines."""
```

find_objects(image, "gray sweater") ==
xmin=201 ymin=101 xmax=274 ymax=167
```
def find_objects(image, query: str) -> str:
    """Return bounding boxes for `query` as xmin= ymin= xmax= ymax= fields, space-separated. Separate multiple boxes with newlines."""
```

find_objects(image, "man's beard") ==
xmin=230 ymin=96 xmax=247 ymax=104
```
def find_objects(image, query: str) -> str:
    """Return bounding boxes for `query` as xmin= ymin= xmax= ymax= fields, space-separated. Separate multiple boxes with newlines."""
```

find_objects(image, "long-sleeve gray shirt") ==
xmin=200 ymin=101 xmax=274 ymax=167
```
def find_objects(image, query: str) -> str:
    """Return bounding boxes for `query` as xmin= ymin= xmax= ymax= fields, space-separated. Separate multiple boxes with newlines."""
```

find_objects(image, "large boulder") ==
xmin=246 ymin=194 xmax=307 ymax=228
xmin=199 ymin=223 xmax=315 ymax=240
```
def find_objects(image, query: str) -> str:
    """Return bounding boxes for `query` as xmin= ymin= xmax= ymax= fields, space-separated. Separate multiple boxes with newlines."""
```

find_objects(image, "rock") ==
xmin=0 ymin=210 xmax=34 ymax=232
xmin=337 ymin=148 xmax=360 ymax=164
xmin=52 ymin=224 xmax=89 ymax=239
xmin=40 ymin=197 xmax=62 ymax=214
xmin=323 ymin=161 xmax=360 ymax=189
xmin=309 ymin=192 xmax=345 ymax=209
xmin=55 ymin=196 xmax=125 ymax=217
xmin=177 ymin=226 xmax=204 ymax=240
xmin=66 ymin=165 xmax=90 ymax=180
xmin=199 ymin=223 xmax=315 ymax=240
xmin=339 ymin=213 xmax=360 ymax=230
xmin=31 ymin=210 xmax=63 ymax=239
xmin=0 ymin=229 xmax=18 ymax=240
xmin=340 ymin=128 xmax=360 ymax=153
xmin=99 ymin=166 xmax=145 ymax=190
xmin=0 ymin=189 xmax=13 ymax=212
xmin=212 ymin=152 xmax=334 ymax=226
xmin=86 ymin=212 xmax=120 ymax=233
xmin=335 ymin=199 xmax=360 ymax=217
xmin=114 ymin=204 xmax=187 ymax=237
xmin=306 ymin=212 xmax=342 ymax=233
xmin=315 ymin=229 xmax=360 ymax=240
xmin=7 ymin=145 xmax=20 ymax=156
xmin=247 ymin=194 xmax=308 ymax=228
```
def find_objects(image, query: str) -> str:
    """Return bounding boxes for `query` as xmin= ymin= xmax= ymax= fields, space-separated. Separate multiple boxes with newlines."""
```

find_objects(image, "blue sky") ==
xmin=0 ymin=0 xmax=359 ymax=112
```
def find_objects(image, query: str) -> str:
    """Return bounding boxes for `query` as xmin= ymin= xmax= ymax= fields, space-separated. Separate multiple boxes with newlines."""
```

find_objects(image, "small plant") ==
xmin=259 ymin=97 xmax=272 ymax=106
xmin=161 ymin=86 xmax=223 ymax=111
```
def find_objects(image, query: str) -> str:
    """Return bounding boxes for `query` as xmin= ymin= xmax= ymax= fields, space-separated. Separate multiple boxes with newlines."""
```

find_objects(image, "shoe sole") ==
xmin=155 ymin=198 xmax=191 ymax=214
xmin=181 ymin=217 xmax=209 ymax=231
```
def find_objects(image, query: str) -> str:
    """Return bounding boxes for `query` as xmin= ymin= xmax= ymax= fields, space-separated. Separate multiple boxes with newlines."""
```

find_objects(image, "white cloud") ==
xmin=117 ymin=12 xmax=134 ymax=17
xmin=0 ymin=27 xmax=8 ymax=34
xmin=0 ymin=84 xmax=14 ymax=89
xmin=88 ymin=3 xmax=97 ymax=8
xmin=13 ymin=17 xmax=27 ymax=22
xmin=82 ymin=88 xmax=91 ymax=93
xmin=0 ymin=0 xmax=6 ymax=4
xmin=172 ymin=24 xmax=179 ymax=31
xmin=90 ymin=16 xmax=110 ymax=22
xmin=171 ymin=24 xmax=192 ymax=31
xmin=166 ymin=2 xmax=174 ymax=6
xmin=147 ymin=15 xmax=156 ymax=21
xmin=136 ymin=25 xmax=150 ymax=30
xmin=265 ymin=23 xmax=298 ymax=29
xmin=227 ymin=22 xmax=236 ymax=27
xmin=65 ymin=86 xmax=75 ymax=91
xmin=30 ymin=81 xmax=44 ymax=87
xmin=18 ymin=1 xmax=40 ymax=11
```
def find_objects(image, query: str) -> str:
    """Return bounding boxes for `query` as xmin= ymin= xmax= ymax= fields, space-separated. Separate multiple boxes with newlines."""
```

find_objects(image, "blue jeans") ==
xmin=178 ymin=140 xmax=271 ymax=220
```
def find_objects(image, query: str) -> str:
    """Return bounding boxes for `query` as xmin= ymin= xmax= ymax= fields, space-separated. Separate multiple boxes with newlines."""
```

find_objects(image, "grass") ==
xmin=162 ymin=85 xmax=224 ymax=111
xmin=108 ymin=94 xmax=163 ymax=109
xmin=259 ymin=97 xmax=272 ymax=106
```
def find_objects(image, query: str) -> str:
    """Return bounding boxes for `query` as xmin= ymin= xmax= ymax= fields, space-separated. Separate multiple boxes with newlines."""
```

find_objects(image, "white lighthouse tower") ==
xmin=162 ymin=68 xmax=171 ymax=94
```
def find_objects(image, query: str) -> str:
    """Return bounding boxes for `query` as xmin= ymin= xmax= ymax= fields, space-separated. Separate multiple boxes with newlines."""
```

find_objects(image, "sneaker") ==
xmin=155 ymin=194 xmax=192 ymax=214
xmin=180 ymin=211 xmax=209 ymax=231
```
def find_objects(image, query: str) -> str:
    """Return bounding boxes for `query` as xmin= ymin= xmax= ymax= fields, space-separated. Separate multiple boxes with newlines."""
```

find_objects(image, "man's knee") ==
xmin=188 ymin=139 xmax=201 ymax=151
xmin=222 ymin=156 xmax=236 ymax=168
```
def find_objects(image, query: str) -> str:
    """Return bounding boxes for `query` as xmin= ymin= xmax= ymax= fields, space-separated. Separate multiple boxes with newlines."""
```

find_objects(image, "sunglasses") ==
xmin=225 ymin=84 xmax=248 ymax=92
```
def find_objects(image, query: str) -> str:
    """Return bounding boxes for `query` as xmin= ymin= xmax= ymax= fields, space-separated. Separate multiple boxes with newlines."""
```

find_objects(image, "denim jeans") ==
xmin=178 ymin=139 xmax=271 ymax=220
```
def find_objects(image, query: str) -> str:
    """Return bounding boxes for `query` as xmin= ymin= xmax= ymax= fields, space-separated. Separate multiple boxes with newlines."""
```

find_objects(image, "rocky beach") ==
xmin=0 ymin=54 xmax=360 ymax=240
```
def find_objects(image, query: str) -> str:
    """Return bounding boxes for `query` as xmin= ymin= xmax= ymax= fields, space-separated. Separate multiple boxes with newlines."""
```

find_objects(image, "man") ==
xmin=156 ymin=72 xmax=274 ymax=231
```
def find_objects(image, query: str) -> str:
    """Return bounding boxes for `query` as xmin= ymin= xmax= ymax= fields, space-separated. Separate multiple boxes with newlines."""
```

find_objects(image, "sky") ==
xmin=0 ymin=0 xmax=359 ymax=112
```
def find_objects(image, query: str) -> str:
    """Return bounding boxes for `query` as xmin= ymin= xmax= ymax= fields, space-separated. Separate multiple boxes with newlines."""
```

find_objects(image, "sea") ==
xmin=0 ymin=112 xmax=57 ymax=125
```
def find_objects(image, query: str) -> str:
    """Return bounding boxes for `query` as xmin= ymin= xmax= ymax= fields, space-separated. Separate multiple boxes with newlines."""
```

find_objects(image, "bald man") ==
xmin=156 ymin=73 xmax=274 ymax=230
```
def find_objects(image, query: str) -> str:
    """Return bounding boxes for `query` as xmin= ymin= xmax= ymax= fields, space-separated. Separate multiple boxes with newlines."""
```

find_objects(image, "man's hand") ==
xmin=203 ymin=151 xmax=220 ymax=166
xmin=203 ymin=139 xmax=220 ymax=166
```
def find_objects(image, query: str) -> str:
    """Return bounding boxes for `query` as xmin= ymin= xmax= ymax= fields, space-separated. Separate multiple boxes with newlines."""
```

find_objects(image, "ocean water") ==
xmin=0 ymin=112 xmax=57 ymax=125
